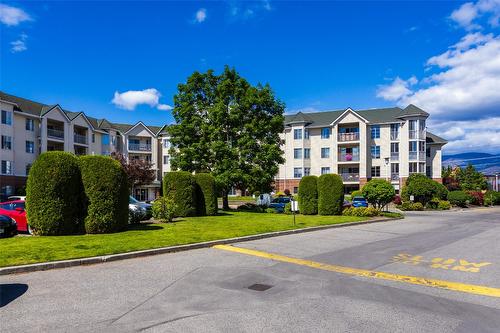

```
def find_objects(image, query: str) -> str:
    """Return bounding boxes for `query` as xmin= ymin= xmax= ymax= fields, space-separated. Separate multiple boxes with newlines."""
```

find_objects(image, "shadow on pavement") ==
xmin=0 ymin=283 xmax=28 ymax=307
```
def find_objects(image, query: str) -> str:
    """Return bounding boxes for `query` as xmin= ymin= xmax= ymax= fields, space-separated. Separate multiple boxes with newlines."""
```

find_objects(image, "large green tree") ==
xmin=457 ymin=164 xmax=487 ymax=191
xmin=168 ymin=66 xmax=285 ymax=209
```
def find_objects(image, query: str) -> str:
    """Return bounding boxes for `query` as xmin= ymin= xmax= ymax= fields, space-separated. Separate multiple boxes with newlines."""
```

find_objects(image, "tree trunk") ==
xmin=222 ymin=191 xmax=230 ymax=210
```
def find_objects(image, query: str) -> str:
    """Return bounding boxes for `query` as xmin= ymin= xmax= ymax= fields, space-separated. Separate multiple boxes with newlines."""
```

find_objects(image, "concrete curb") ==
xmin=0 ymin=216 xmax=401 ymax=276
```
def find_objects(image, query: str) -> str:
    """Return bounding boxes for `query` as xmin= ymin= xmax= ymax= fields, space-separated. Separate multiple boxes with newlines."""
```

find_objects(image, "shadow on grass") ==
xmin=126 ymin=223 xmax=164 ymax=231
xmin=0 ymin=283 xmax=28 ymax=307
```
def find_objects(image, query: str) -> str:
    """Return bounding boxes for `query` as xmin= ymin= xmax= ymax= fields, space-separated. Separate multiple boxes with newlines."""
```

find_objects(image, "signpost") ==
xmin=290 ymin=197 xmax=299 ymax=226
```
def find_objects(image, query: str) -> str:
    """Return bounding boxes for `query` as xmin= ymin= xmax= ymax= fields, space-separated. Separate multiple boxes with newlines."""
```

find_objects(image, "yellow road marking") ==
xmin=213 ymin=244 xmax=500 ymax=298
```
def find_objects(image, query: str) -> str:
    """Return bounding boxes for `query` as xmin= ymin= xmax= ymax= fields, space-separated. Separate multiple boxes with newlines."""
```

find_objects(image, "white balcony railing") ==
xmin=390 ymin=152 xmax=399 ymax=161
xmin=409 ymin=151 xmax=418 ymax=160
xmin=409 ymin=130 xmax=425 ymax=139
xmin=338 ymin=153 xmax=360 ymax=162
xmin=390 ymin=131 xmax=399 ymax=141
xmin=419 ymin=152 xmax=426 ymax=160
xmin=47 ymin=128 xmax=64 ymax=139
xmin=128 ymin=143 xmax=152 ymax=152
xmin=338 ymin=132 xmax=360 ymax=142
xmin=341 ymin=173 xmax=360 ymax=182
xmin=74 ymin=133 xmax=87 ymax=144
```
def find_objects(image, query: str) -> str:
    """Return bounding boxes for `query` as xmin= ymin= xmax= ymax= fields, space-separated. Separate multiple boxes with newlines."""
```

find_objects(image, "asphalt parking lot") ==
xmin=1 ymin=207 xmax=500 ymax=332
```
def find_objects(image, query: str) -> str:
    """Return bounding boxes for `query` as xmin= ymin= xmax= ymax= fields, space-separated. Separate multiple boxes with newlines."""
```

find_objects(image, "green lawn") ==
xmin=217 ymin=196 xmax=256 ymax=203
xmin=0 ymin=212 xmax=366 ymax=267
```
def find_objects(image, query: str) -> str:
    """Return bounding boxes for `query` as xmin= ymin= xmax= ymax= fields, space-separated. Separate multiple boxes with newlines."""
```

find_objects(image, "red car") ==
xmin=0 ymin=200 xmax=29 ymax=233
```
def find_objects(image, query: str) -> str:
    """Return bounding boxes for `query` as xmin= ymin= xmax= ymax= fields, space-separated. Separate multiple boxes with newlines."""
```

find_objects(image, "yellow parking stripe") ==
xmin=213 ymin=244 xmax=500 ymax=298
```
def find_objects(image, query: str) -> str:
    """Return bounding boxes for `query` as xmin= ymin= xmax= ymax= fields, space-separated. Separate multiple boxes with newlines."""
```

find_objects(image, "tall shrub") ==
xmin=362 ymin=179 xmax=395 ymax=209
xmin=79 ymin=156 xmax=129 ymax=233
xmin=194 ymin=173 xmax=218 ymax=216
xmin=401 ymin=174 xmax=447 ymax=206
xmin=25 ymin=152 xmax=86 ymax=235
xmin=163 ymin=171 xmax=198 ymax=217
xmin=298 ymin=176 xmax=318 ymax=215
xmin=317 ymin=174 xmax=344 ymax=215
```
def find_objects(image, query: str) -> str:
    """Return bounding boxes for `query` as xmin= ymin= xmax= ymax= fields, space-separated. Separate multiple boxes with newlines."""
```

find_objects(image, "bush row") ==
xmin=298 ymin=174 xmax=344 ymax=215
xmin=26 ymin=152 xmax=129 ymax=235
xmin=342 ymin=207 xmax=380 ymax=217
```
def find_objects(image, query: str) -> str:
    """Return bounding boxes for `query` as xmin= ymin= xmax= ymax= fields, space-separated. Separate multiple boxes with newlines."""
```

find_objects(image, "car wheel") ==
xmin=27 ymin=225 xmax=33 ymax=235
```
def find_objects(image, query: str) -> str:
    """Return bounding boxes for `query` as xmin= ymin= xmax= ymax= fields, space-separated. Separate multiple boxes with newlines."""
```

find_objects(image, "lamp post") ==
xmin=384 ymin=157 xmax=390 ymax=182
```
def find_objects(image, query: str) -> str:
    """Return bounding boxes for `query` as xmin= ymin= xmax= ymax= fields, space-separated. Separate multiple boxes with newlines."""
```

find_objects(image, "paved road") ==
xmin=2 ymin=207 xmax=500 ymax=332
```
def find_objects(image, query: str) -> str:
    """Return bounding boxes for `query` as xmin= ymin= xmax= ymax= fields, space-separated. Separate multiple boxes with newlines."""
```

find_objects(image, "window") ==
xmin=293 ymin=129 xmax=302 ymax=140
xmin=371 ymin=145 xmax=380 ymax=159
xmin=321 ymin=127 xmax=330 ymax=139
xmin=92 ymin=134 xmax=95 ymax=143
xmin=294 ymin=148 xmax=302 ymax=159
xmin=409 ymin=141 xmax=417 ymax=152
xmin=294 ymin=167 xmax=303 ymax=178
xmin=419 ymin=120 xmax=426 ymax=131
xmin=391 ymin=143 xmax=399 ymax=153
xmin=371 ymin=166 xmax=380 ymax=177
xmin=426 ymin=147 xmax=431 ymax=157
xmin=391 ymin=163 xmax=399 ymax=174
xmin=102 ymin=134 xmax=110 ymax=145
xmin=321 ymin=167 xmax=330 ymax=175
xmin=26 ymin=141 xmax=34 ymax=153
xmin=371 ymin=125 xmax=380 ymax=139
xmin=304 ymin=167 xmax=311 ymax=176
xmin=409 ymin=162 xmax=418 ymax=173
xmin=1 ymin=136 xmax=12 ymax=150
xmin=390 ymin=123 xmax=399 ymax=140
xmin=304 ymin=129 xmax=310 ymax=139
xmin=163 ymin=139 xmax=169 ymax=148
xmin=321 ymin=147 xmax=330 ymax=158
xmin=25 ymin=118 xmax=34 ymax=131
xmin=293 ymin=187 xmax=299 ymax=194
xmin=1 ymin=110 xmax=12 ymax=125
xmin=1 ymin=161 xmax=13 ymax=175
xmin=409 ymin=120 xmax=417 ymax=131
xmin=26 ymin=163 xmax=32 ymax=176
xmin=304 ymin=148 xmax=310 ymax=159
xmin=419 ymin=141 xmax=425 ymax=152
xmin=163 ymin=155 xmax=169 ymax=164
xmin=419 ymin=162 xmax=426 ymax=173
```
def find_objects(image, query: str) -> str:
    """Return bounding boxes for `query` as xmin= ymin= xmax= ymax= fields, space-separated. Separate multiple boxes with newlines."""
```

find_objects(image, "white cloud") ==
xmin=10 ymin=33 xmax=28 ymax=53
xmin=112 ymin=89 xmax=172 ymax=111
xmin=0 ymin=4 xmax=32 ymax=26
xmin=194 ymin=8 xmax=207 ymax=23
xmin=376 ymin=76 xmax=417 ymax=101
xmin=228 ymin=0 xmax=272 ymax=20
xmin=450 ymin=0 xmax=500 ymax=29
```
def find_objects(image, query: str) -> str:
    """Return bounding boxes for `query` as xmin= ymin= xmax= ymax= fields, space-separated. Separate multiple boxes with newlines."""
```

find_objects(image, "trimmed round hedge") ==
xmin=317 ymin=174 xmax=344 ymax=215
xmin=362 ymin=178 xmax=395 ymax=209
xmin=79 ymin=155 xmax=129 ymax=233
xmin=163 ymin=171 xmax=198 ymax=217
xmin=194 ymin=173 xmax=217 ymax=216
xmin=26 ymin=151 xmax=86 ymax=235
xmin=298 ymin=176 xmax=318 ymax=215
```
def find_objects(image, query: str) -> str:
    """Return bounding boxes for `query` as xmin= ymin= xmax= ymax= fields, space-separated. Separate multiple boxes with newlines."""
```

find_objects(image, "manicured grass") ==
xmin=217 ymin=196 xmax=256 ymax=203
xmin=0 ymin=212 xmax=366 ymax=267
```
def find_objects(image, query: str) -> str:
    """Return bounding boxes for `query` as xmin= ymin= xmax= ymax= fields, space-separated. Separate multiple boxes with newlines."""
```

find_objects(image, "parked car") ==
xmin=130 ymin=196 xmax=152 ymax=218
xmin=0 ymin=200 xmax=30 ymax=233
xmin=351 ymin=196 xmax=368 ymax=208
xmin=0 ymin=214 xmax=18 ymax=238
xmin=269 ymin=197 xmax=291 ymax=213
xmin=8 ymin=196 xmax=26 ymax=201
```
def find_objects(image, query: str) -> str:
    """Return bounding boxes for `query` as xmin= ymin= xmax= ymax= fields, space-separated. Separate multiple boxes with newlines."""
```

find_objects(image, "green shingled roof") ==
xmin=426 ymin=132 xmax=448 ymax=145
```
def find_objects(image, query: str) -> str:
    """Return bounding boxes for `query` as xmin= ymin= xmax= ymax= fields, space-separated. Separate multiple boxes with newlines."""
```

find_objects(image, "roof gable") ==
xmin=330 ymin=108 xmax=369 ymax=125
xmin=41 ymin=105 xmax=71 ymax=121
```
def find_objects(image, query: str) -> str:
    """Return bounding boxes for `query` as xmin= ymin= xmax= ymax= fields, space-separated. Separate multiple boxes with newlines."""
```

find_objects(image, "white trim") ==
xmin=124 ymin=121 xmax=156 ymax=136
xmin=42 ymin=105 xmax=72 ymax=122
xmin=0 ymin=99 xmax=18 ymax=107
xmin=330 ymin=108 xmax=369 ymax=126
xmin=13 ymin=110 xmax=40 ymax=119
xmin=71 ymin=112 xmax=95 ymax=130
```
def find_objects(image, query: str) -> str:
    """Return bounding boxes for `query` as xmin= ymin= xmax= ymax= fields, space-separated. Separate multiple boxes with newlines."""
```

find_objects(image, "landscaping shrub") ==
xmin=317 ymin=174 xmax=344 ymax=215
xmin=26 ymin=151 xmax=86 ymax=235
xmin=362 ymin=179 xmax=395 ymax=209
xmin=484 ymin=191 xmax=500 ymax=206
xmin=467 ymin=191 xmax=484 ymax=206
xmin=298 ymin=176 xmax=318 ymax=215
xmin=237 ymin=202 xmax=264 ymax=213
xmin=265 ymin=207 xmax=277 ymax=214
xmin=447 ymin=191 xmax=471 ymax=207
xmin=351 ymin=190 xmax=363 ymax=197
xmin=437 ymin=200 xmax=451 ymax=210
xmin=398 ymin=201 xmax=424 ymax=211
xmin=425 ymin=197 xmax=440 ymax=210
xmin=284 ymin=202 xmax=292 ymax=215
xmin=152 ymin=196 xmax=177 ymax=222
xmin=163 ymin=171 xmax=198 ymax=217
xmin=393 ymin=195 xmax=402 ymax=205
xmin=79 ymin=156 xmax=129 ymax=233
xmin=401 ymin=174 xmax=448 ymax=206
xmin=253 ymin=191 xmax=261 ymax=197
xmin=194 ymin=173 xmax=218 ymax=216
xmin=342 ymin=207 xmax=380 ymax=217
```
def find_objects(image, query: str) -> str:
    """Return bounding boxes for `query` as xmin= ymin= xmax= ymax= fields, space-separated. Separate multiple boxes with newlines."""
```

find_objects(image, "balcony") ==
xmin=409 ymin=152 xmax=418 ymax=161
xmin=47 ymin=128 xmax=64 ymax=140
xmin=338 ymin=153 xmax=360 ymax=162
xmin=391 ymin=173 xmax=399 ymax=181
xmin=74 ymin=133 xmax=87 ymax=145
xmin=128 ymin=143 xmax=152 ymax=152
xmin=74 ymin=146 xmax=87 ymax=156
xmin=390 ymin=131 xmax=399 ymax=141
xmin=338 ymin=132 xmax=359 ymax=142
xmin=409 ymin=130 xmax=426 ymax=140
xmin=419 ymin=152 xmax=426 ymax=160
xmin=341 ymin=173 xmax=360 ymax=182
xmin=390 ymin=152 xmax=399 ymax=161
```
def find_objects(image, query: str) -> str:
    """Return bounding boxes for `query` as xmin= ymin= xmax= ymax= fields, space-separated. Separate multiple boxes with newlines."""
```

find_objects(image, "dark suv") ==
xmin=269 ymin=197 xmax=291 ymax=213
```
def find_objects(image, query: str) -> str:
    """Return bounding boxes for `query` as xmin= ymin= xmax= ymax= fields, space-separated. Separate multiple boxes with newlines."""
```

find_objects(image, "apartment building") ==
xmin=0 ymin=92 xmax=172 ymax=201
xmin=276 ymin=105 xmax=447 ymax=194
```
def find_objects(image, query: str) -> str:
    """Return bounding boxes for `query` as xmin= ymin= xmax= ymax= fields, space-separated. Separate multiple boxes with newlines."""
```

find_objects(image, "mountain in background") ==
xmin=443 ymin=152 xmax=500 ymax=174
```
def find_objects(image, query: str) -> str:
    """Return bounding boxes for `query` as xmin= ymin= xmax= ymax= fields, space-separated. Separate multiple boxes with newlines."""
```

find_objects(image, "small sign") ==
xmin=410 ymin=195 xmax=414 ymax=202
xmin=291 ymin=200 xmax=299 ymax=212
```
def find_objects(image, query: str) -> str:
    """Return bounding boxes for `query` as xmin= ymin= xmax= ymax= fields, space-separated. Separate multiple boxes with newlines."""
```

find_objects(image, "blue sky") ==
xmin=1 ymin=1 xmax=500 ymax=153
